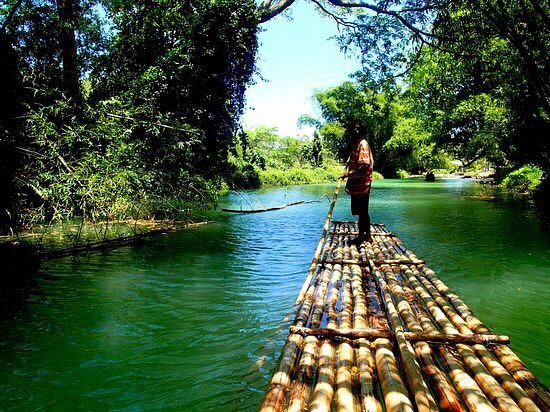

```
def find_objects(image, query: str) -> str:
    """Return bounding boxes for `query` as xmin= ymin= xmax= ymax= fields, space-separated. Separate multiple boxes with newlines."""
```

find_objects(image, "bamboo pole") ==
xmin=415 ymin=272 xmax=471 ymax=334
xmin=260 ymin=333 xmax=304 ymax=412
xmin=378 ymin=264 xmax=439 ymax=412
xmin=414 ymin=343 xmax=466 ymax=412
xmin=287 ymin=265 xmax=333 ymax=411
xmin=404 ymin=266 xmax=457 ymax=334
xmin=434 ymin=345 xmax=497 ymax=412
xmin=351 ymin=262 xmax=382 ymax=412
xmin=416 ymin=263 xmax=550 ymax=410
xmin=491 ymin=345 xmax=550 ymax=410
xmin=372 ymin=262 xmax=435 ymax=412
xmin=335 ymin=264 xmax=356 ymax=412
xmin=309 ymin=263 xmax=341 ymax=411
xmin=403 ymin=264 xmax=533 ymax=411
xmin=472 ymin=344 xmax=541 ymax=412
xmin=456 ymin=344 xmax=522 ymax=411
xmin=374 ymin=338 xmax=414 ymax=412
xmin=287 ymin=335 xmax=319 ymax=412
xmin=357 ymin=340 xmax=382 ymax=412
xmin=296 ymin=179 xmax=342 ymax=305
xmin=420 ymin=267 xmax=489 ymax=334
xmin=289 ymin=326 xmax=510 ymax=345
xmin=397 ymin=264 xmax=467 ymax=412
xmin=398 ymin=264 xmax=501 ymax=410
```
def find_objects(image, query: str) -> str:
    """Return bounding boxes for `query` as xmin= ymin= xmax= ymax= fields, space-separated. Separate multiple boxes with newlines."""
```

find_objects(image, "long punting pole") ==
xmin=295 ymin=178 xmax=342 ymax=305
xmin=260 ymin=191 xmax=549 ymax=411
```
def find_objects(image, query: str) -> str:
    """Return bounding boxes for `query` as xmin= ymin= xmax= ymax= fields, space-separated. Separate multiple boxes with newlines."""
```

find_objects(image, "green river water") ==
xmin=0 ymin=179 xmax=548 ymax=410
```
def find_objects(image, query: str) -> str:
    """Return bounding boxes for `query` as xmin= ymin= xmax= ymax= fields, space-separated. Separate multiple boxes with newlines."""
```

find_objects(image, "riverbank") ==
xmin=0 ymin=215 xmax=217 ymax=264
xmin=249 ymin=165 xmax=383 ymax=188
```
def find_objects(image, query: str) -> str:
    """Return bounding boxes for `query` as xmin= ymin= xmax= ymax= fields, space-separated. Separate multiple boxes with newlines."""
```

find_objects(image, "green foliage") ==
xmin=314 ymin=81 xmax=398 ymax=163
xmin=313 ymin=80 xmax=448 ymax=176
xmin=93 ymin=0 xmax=259 ymax=174
xmin=396 ymin=170 xmax=409 ymax=179
xmin=405 ymin=0 xmax=549 ymax=171
xmin=258 ymin=164 xmax=341 ymax=187
xmin=407 ymin=49 xmax=510 ymax=168
xmin=1 ymin=0 xmax=259 ymax=232
xmin=501 ymin=165 xmax=544 ymax=194
xmin=228 ymin=126 xmax=338 ymax=188
xmin=18 ymin=100 xmax=219 ymax=225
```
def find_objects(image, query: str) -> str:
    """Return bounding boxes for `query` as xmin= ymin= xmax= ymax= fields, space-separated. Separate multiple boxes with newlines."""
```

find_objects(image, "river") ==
xmin=0 ymin=179 xmax=548 ymax=410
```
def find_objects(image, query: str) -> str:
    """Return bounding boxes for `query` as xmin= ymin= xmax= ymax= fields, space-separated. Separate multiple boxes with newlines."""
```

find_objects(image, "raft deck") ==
xmin=261 ymin=221 xmax=549 ymax=411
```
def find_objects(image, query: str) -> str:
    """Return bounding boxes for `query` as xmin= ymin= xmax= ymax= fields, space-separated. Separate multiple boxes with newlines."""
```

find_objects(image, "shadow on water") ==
xmin=0 ymin=244 xmax=43 ymax=320
xmin=0 ymin=180 xmax=548 ymax=410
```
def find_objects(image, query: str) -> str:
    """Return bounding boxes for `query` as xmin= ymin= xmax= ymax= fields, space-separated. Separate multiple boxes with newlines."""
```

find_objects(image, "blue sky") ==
xmin=242 ymin=0 xmax=361 ymax=138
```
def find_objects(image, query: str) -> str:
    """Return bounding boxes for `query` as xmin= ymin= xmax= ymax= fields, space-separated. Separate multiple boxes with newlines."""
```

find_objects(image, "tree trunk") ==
xmin=56 ymin=0 xmax=82 ymax=109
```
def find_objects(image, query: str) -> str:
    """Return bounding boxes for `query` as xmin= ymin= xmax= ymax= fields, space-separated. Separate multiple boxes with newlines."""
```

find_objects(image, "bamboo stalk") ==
xmin=372 ymin=262 xmax=435 ymax=412
xmin=335 ymin=264 xmax=356 ymax=412
xmin=420 ymin=267 xmax=489 ymax=334
xmin=351 ymin=261 xmax=383 ymax=412
xmin=491 ymin=345 xmax=550 ymax=410
xmin=296 ymin=179 xmax=342 ymax=305
xmin=405 ymin=262 xmax=548 ymax=410
xmin=287 ymin=335 xmax=319 ymax=412
xmin=434 ymin=345 xmax=497 ymax=411
xmin=415 ymin=270 xmax=472 ymax=334
xmin=375 ymin=338 xmax=414 ymax=412
xmin=404 ymin=266 xmax=457 ymax=333
xmin=472 ymin=344 xmax=541 ymax=412
xmin=456 ymin=344 xmax=522 ymax=411
xmin=309 ymin=262 xmax=341 ymax=411
xmin=336 ymin=340 xmax=355 ymax=412
xmin=289 ymin=325 xmax=510 ymax=344
xmin=398 ymin=264 xmax=504 ymax=411
xmin=309 ymin=338 xmax=336 ymax=412
xmin=357 ymin=340 xmax=383 ymax=412
xmin=260 ymin=333 xmax=304 ymax=412
xmin=378 ymin=264 xmax=439 ymax=412
xmin=287 ymin=265 xmax=333 ymax=411
xmin=397 ymin=265 xmax=468 ymax=412
xmin=414 ymin=342 xmax=466 ymax=412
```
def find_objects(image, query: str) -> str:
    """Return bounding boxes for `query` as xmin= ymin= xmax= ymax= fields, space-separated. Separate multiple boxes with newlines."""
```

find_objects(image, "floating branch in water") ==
xmin=221 ymin=195 xmax=328 ymax=214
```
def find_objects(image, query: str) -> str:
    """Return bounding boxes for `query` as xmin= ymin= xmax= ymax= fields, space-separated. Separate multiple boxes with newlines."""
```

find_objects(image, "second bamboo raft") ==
xmin=260 ymin=221 xmax=549 ymax=412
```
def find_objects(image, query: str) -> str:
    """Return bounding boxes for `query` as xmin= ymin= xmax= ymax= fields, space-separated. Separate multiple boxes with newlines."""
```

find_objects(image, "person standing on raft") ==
xmin=339 ymin=123 xmax=374 ymax=245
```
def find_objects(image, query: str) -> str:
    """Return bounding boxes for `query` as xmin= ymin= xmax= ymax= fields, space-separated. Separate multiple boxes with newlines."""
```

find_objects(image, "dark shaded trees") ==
xmin=0 ymin=0 xmax=259 ymax=232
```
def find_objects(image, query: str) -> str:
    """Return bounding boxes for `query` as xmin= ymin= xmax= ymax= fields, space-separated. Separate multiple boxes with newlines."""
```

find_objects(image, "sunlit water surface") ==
xmin=0 ymin=179 xmax=548 ymax=410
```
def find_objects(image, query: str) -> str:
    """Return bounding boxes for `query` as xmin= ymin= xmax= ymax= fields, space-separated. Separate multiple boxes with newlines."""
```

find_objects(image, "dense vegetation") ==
xmin=1 ymin=0 xmax=548 ymax=234
xmin=0 ymin=0 xmax=258 ymax=233
xmin=332 ymin=0 xmax=548 ymax=183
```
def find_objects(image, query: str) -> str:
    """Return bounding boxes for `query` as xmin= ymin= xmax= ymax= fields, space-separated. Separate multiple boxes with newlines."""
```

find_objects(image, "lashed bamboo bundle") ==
xmin=261 ymin=218 xmax=549 ymax=412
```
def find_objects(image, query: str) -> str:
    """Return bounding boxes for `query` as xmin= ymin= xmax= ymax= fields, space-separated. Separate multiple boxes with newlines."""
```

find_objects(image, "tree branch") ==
xmin=258 ymin=0 xmax=297 ymax=23
xmin=310 ymin=0 xmax=359 ymax=29
xmin=0 ymin=0 xmax=23 ymax=35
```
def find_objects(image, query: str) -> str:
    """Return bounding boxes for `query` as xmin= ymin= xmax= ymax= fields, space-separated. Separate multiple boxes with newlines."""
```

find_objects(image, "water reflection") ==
xmin=0 ymin=180 xmax=548 ymax=410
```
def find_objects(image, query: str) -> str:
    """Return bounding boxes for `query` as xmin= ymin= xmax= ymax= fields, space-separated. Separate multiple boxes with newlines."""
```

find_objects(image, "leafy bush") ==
xmin=397 ymin=169 xmax=409 ymax=179
xmin=257 ymin=166 xmax=383 ymax=187
xmin=501 ymin=165 xmax=544 ymax=194
xmin=259 ymin=165 xmax=341 ymax=187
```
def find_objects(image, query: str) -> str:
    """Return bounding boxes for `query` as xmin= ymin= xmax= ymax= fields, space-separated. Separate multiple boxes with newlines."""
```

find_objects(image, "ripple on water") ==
xmin=0 ymin=182 xmax=548 ymax=410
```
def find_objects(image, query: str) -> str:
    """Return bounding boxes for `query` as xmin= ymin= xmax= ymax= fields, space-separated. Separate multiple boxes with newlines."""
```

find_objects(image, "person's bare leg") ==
xmin=359 ymin=197 xmax=372 ymax=242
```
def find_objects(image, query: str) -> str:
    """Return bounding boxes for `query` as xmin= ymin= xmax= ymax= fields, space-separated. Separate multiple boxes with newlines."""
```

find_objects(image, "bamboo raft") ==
xmin=260 ymin=183 xmax=549 ymax=412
